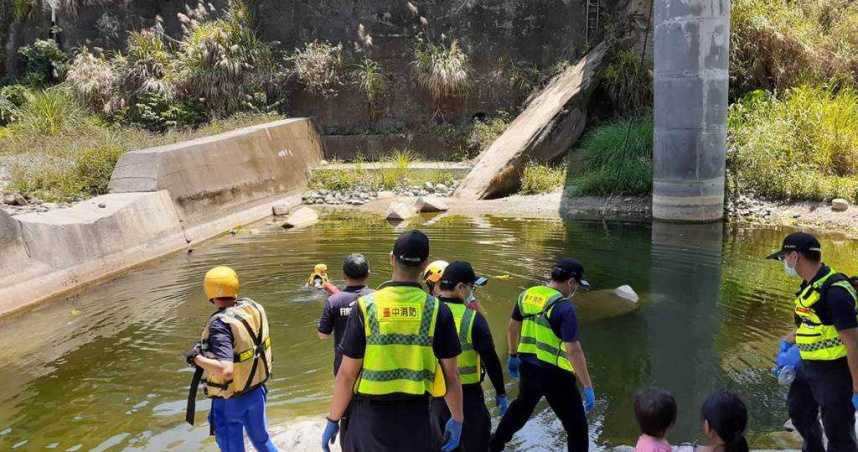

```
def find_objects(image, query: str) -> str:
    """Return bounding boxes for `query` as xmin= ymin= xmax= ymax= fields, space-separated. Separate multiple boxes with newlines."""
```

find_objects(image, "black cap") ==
xmin=440 ymin=261 xmax=488 ymax=288
xmin=766 ymin=232 xmax=822 ymax=260
xmin=551 ymin=258 xmax=591 ymax=288
xmin=393 ymin=230 xmax=430 ymax=266
xmin=343 ymin=253 xmax=369 ymax=279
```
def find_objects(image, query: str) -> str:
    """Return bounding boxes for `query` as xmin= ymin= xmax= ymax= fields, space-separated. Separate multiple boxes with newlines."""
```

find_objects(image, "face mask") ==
xmin=783 ymin=258 xmax=799 ymax=278
xmin=464 ymin=286 xmax=476 ymax=304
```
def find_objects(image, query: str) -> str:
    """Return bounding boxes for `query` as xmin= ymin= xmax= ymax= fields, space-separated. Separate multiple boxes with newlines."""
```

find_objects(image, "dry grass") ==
xmin=289 ymin=40 xmax=345 ymax=97
xmin=413 ymin=39 xmax=471 ymax=101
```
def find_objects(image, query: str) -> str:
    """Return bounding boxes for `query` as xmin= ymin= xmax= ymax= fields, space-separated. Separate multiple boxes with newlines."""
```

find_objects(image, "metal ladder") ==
xmin=585 ymin=0 xmax=600 ymax=48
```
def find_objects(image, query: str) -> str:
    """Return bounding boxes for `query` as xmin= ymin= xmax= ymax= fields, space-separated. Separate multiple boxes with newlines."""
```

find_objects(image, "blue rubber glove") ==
xmin=779 ymin=339 xmax=792 ymax=354
xmin=776 ymin=344 xmax=802 ymax=369
xmin=852 ymin=394 xmax=858 ymax=411
xmin=507 ymin=355 xmax=521 ymax=379
xmin=582 ymin=387 xmax=596 ymax=413
xmin=321 ymin=418 xmax=339 ymax=452
xmin=496 ymin=394 xmax=510 ymax=417
xmin=441 ymin=418 xmax=463 ymax=452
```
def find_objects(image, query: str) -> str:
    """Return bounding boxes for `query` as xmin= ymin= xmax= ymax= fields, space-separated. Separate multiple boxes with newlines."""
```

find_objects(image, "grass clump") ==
xmin=12 ymin=88 xmax=90 ymax=136
xmin=352 ymin=57 xmax=385 ymax=118
xmin=413 ymin=38 xmax=471 ymax=117
xmin=573 ymin=117 xmax=653 ymax=196
xmin=466 ymin=112 xmax=510 ymax=156
xmin=520 ymin=163 xmax=566 ymax=194
xmin=728 ymin=85 xmax=858 ymax=202
xmin=599 ymin=48 xmax=652 ymax=118
xmin=289 ymin=40 xmax=345 ymax=97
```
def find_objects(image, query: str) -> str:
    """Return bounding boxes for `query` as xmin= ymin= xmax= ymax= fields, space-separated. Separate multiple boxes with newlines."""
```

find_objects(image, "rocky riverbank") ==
xmin=301 ymin=181 xmax=460 ymax=206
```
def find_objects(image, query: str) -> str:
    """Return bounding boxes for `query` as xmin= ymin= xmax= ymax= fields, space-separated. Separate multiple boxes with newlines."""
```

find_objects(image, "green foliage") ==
xmin=124 ymin=91 xmax=205 ymax=131
xmin=12 ymin=88 xmax=88 ymax=136
xmin=288 ymin=40 xmax=345 ymax=97
xmin=8 ymin=144 xmax=124 ymax=201
xmin=573 ymin=117 xmax=654 ymax=195
xmin=413 ymin=38 xmax=471 ymax=102
xmin=599 ymin=49 xmax=652 ymax=118
xmin=466 ymin=112 xmax=510 ymax=157
xmin=17 ymin=39 xmax=68 ymax=86
xmin=309 ymin=150 xmax=461 ymax=192
xmin=378 ymin=150 xmax=416 ymax=189
xmin=728 ymin=85 xmax=858 ymax=202
xmin=0 ymin=84 xmax=30 ymax=124
xmin=121 ymin=27 xmax=175 ymax=99
xmin=731 ymin=0 xmax=858 ymax=97
xmin=352 ymin=57 xmax=385 ymax=118
xmin=520 ymin=163 xmax=566 ymax=194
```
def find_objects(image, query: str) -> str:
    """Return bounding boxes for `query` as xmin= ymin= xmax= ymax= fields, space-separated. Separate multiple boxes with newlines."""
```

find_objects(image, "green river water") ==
xmin=2 ymin=212 xmax=857 ymax=451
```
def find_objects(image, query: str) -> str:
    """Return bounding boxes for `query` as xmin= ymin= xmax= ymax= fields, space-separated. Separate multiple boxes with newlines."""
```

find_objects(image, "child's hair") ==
xmin=634 ymin=388 xmax=677 ymax=438
xmin=702 ymin=391 xmax=748 ymax=452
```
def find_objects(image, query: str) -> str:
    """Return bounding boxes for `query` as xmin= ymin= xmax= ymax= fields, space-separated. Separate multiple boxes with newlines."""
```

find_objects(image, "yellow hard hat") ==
xmin=314 ymin=263 xmax=328 ymax=273
xmin=204 ymin=266 xmax=239 ymax=300
xmin=423 ymin=260 xmax=449 ymax=284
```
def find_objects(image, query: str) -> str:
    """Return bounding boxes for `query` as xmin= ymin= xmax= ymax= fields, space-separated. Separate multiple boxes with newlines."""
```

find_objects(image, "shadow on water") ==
xmin=4 ymin=213 xmax=858 ymax=450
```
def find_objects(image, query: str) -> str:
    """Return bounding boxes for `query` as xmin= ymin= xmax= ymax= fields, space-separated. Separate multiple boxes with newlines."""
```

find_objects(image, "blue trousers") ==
xmin=209 ymin=386 xmax=278 ymax=452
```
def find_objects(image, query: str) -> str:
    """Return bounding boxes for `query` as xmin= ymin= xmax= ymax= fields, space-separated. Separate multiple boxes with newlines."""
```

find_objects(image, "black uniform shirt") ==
xmin=318 ymin=285 xmax=374 ymax=374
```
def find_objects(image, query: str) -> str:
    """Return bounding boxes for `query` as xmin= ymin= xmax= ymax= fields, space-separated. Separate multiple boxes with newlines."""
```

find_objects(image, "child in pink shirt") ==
xmin=634 ymin=388 xmax=677 ymax=452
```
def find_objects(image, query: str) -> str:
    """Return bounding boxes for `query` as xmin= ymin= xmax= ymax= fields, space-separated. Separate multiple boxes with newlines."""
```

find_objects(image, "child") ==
xmin=699 ymin=391 xmax=748 ymax=452
xmin=634 ymin=388 xmax=677 ymax=452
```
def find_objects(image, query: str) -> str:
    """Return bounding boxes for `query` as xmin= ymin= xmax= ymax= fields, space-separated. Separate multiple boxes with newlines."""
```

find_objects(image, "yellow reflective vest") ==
xmin=355 ymin=286 xmax=445 ymax=397
xmin=447 ymin=302 xmax=481 ymax=385
xmin=794 ymin=269 xmax=858 ymax=361
xmin=517 ymin=286 xmax=575 ymax=373
xmin=201 ymin=298 xmax=272 ymax=399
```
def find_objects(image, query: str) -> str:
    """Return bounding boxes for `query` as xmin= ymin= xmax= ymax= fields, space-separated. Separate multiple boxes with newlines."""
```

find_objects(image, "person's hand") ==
xmin=441 ymin=418 xmax=463 ymax=452
xmin=321 ymin=417 xmax=339 ymax=452
xmin=507 ymin=355 xmax=521 ymax=379
xmin=582 ymin=387 xmax=596 ymax=413
xmin=185 ymin=343 xmax=202 ymax=367
xmin=852 ymin=394 xmax=858 ymax=411
xmin=776 ymin=343 xmax=802 ymax=369
xmin=496 ymin=394 xmax=509 ymax=417
xmin=779 ymin=339 xmax=792 ymax=353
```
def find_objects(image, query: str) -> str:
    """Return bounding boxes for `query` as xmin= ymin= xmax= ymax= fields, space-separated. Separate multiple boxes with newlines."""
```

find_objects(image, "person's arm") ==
xmin=839 ymin=328 xmax=858 ymax=394
xmin=318 ymin=298 xmax=335 ymax=340
xmin=472 ymin=314 xmax=505 ymax=395
xmin=565 ymin=341 xmax=592 ymax=388
xmin=193 ymin=355 xmax=234 ymax=380
xmin=441 ymin=357 xmax=464 ymax=422
xmin=328 ymin=356 xmax=361 ymax=420
xmin=507 ymin=320 xmax=522 ymax=354
xmin=782 ymin=330 xmax=796 ymax=343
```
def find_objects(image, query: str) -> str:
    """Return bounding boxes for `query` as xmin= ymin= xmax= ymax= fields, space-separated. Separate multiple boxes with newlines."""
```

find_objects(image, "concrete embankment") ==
xmin=0 ymin=118 xmax=323 ymax=317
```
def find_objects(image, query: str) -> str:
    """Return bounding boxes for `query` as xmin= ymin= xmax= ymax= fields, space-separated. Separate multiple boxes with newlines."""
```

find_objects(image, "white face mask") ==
xmin=783 ymin=257 xmax=799 ymax=278
xmin=464 ymin=286 xmax=476 ymax=304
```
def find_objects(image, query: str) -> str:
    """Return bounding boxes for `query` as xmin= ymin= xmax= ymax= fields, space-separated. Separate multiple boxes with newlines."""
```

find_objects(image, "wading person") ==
xmin=184 ymin=266 xmax=277 ymax=452
xmin=318 ymin=253 xmax=374 ymax=376
xmin=430 ymin=261 xmax=509 ymax=452
xmin=767 ymin=232 xmax=858 ymax=452
xmin=490 ymin=258 xmax=596 ymax=452
xmin=321 ymin=230 xmax=465 ymax=452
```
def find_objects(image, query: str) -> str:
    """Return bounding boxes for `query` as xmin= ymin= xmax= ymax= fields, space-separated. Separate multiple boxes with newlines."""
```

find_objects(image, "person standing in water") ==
xmin=767 ymin=232 xmax=858 ymax=451
xmin=321 ymin=230 xmax=465 ymax=452
xmin=490 ymin=258 xmax=596 ymax=452
xmin=184 ymin=266 xmax=277 ymax=452
xmin=430 ymin=261 xmax=509 ymax=451
xmin=318 ymin=253 xmax=374 ymax=376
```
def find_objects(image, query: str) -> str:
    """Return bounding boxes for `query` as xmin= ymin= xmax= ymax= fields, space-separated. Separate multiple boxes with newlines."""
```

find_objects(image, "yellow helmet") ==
xmin=423 ymin=260 xmax=449 ymax=284
xmin=204 ymin=266 xmax=239 ymax=300
xmin=314 ymin=263 xmax=328 ymax=274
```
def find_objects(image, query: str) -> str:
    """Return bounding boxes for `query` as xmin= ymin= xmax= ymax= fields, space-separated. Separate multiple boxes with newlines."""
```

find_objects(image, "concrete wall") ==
xmin=0 ymin=119 xmax=318 ymax=317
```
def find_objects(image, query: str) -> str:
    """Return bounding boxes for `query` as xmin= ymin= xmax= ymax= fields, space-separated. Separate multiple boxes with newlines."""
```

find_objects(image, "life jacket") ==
xmin=355 ymin=286 xmax=446 ymax=397
xmin=516 ymin=286 xmax=575 ymax=373
xmin=446 ymin=301 xmax=481 ymax=385
xmin=794 ymin=269 xmax=858 ymax=361
xmin=201 ymin=298 xmax=272 ymax=399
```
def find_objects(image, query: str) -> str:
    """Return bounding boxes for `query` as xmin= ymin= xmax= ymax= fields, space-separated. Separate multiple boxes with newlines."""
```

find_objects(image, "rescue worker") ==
xmin=424 ymin=260 xmax=450 ymax=296
xmin=490 ymin=258 xmax=596 ymax=452
xmin=430 ymin=261 xmax=509 ymax=452
xmin=318 ymin=253 xmax=374 ymax=376
xmin=321 ymin=230 xmax=465 ymax=452
xmin=767 ymin=232 xmax=858 ymax=451
xmin=184 ymin=266 xmax=277 ymax=452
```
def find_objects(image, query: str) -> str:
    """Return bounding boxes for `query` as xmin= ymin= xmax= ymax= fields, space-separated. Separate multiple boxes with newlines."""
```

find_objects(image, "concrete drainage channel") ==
xmin=0 ymin=118 xmax=324 ymax=317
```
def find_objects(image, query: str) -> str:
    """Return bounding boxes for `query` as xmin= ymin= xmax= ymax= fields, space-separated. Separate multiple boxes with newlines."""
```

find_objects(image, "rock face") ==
xmin=272 ymin=201 xmax=293 ymax=216
xmin=282 ymin=207 xmax=319 ymax=229
xmin=416 ymin=196 xmax=449 ymax=213
xmin=455 ymin=42 xmax=608 ymax=199
xmin=832 ymin=198 xmax=849 ymax=212
xmin=386 ymin=202 xmax=418 ymax=222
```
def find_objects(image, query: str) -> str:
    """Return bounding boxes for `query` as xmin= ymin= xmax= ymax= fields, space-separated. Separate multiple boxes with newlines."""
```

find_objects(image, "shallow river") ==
xmin=2 ymin=212 xmax=857 ymax=451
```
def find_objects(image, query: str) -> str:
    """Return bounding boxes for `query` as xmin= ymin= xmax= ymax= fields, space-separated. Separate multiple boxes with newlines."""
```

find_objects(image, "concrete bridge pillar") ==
xmin=653 ymin=0 xmax=730 ymax=222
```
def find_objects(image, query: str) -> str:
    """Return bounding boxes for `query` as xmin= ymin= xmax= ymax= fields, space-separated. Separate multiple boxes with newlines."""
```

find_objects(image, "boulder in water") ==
xmin=281 ymin=207 xmax=319 ymax=229
xmin=386 ymin=201 xmax=418 ymax=222
xmin=573 ymin=285 xmax=640 ymax=321
xmin=416 ymin=196 xmax=449 ymax=213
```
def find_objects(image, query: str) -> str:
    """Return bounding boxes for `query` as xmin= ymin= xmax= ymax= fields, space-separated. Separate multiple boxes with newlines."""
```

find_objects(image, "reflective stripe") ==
xmin=360 ymin=368 xmax=436 ymax=382
xmin=446 ymin=302 xmax=481 ymax=385
xmin=235 ymin=336 xmax=271 ymax=362
xmin=517 ymin=286 xmax=574 ymax=373
xmin=797 ymin=337 xmax=843 ymax=352
xmin=519 ymin=335 xmax=565 ymax=356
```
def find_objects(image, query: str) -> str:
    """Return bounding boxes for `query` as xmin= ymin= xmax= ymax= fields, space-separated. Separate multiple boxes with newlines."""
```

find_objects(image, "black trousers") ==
xmin=490 ymin=360 xmax=588 ymax=452
xmin=431 ymin=385 xmax=492 ymax=452
xmin=343 ymin=397 xmax=434 ymax=452
xmin=788 ymin=358 xmax=857 ymax=452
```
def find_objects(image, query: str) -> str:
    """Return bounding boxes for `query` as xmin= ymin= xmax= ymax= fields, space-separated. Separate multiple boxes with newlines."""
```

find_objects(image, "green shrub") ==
xmin=125 ymin=91 xmax=204 ymax=131
xmin=520 ymin=163 xmax=566 ymax=194
xmin=573 ymin=117 xmax=653 ymax=195
xmin=121 ymin=27 xmax=175 ymax=99
xmin=413 ymin=38 xmax=471 ymax=103
xmin=0 ymin=84 xmax=30 ymax=124
xmin=66 ymin=48 xmax=119 ymax=114
xmin=599 ymin=48 xmax=652 ymax=117
xmin=12 ymin=88 xmax=89 ymax=136
xmin=17 ymin=39 xmax=68 ymax=86
xmin=466 ymin=112 xmax=510 ymax=156
xmin=288 ymin=40 xmax=345 ymax=97
xmin=728 ymin=85 xmax=858 ymax=202
xmin=352 ymin=57 xmax=385 ymax=118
